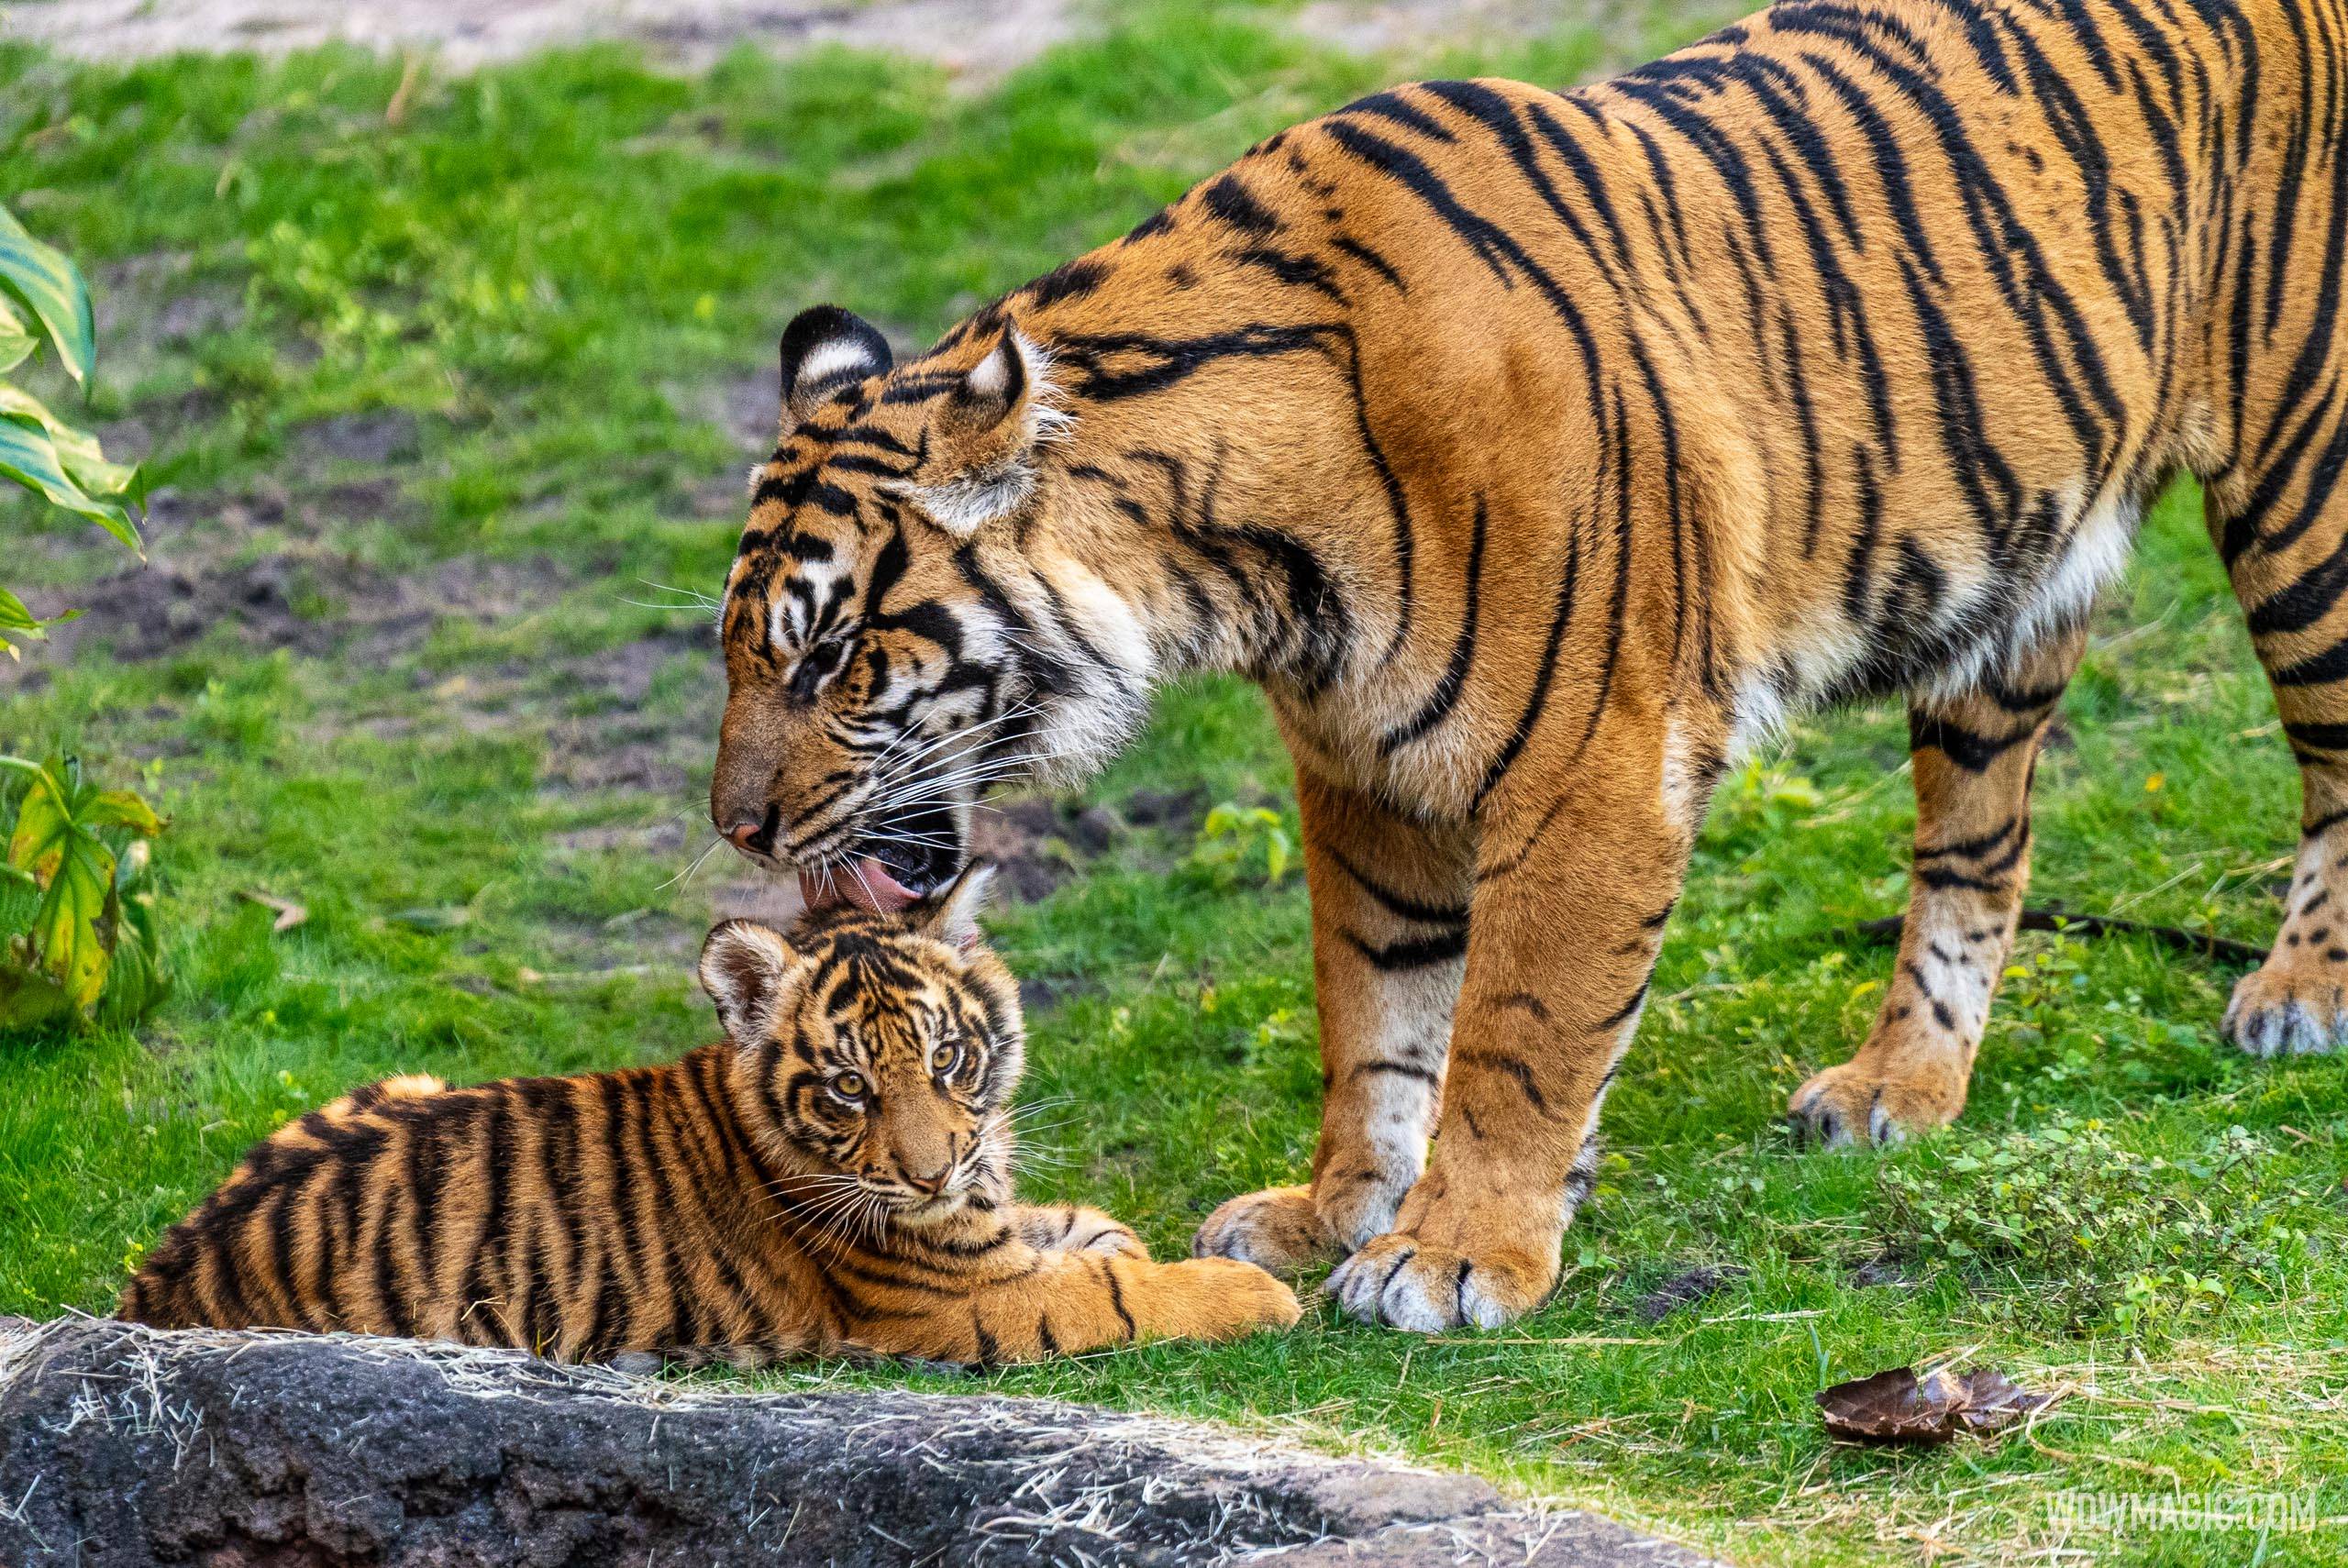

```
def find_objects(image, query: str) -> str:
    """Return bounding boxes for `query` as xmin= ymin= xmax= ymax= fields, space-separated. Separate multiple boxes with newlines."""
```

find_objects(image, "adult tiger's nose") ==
xmin=724 ymin=811 xmax=776 ymax=856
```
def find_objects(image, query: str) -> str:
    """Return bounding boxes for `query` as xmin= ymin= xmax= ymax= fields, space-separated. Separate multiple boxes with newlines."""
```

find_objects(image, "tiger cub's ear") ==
xmin=912 ymin=860 xmax=998 ymax=952
xmin=779 ymin=305 xmax=894 ymax=426
xmin=912 ymin=331 xmax=1068 ymax=539
xmin=699 ymin=920 xmax=800 ymax=1043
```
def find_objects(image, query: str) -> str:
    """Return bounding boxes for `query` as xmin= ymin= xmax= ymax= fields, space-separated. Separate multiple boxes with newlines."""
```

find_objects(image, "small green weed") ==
xmin=1185 ymin=801 xmax=1296 ymax=889
xmin=1871 ymin=1117 xmax=2320 ymax=1334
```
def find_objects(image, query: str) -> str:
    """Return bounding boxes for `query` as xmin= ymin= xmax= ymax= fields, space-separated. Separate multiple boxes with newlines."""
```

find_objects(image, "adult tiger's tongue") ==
xmin=798 ymin=857 xmax=919 ymax=913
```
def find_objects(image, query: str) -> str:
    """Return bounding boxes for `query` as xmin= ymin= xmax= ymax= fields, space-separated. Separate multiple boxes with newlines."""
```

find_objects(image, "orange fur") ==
xmin=714 ymin=0 xmax=2348 ymax=1328
xmin=122 ymin=878 xmax=1298 ymax=1362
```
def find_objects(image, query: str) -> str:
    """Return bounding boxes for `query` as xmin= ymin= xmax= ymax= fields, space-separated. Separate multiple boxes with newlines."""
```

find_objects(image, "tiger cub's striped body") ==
xmin=120 ymin=873 xmax=1299 ymax=1363
xmin=711 ymin=0 xmax=2348 ymax=1331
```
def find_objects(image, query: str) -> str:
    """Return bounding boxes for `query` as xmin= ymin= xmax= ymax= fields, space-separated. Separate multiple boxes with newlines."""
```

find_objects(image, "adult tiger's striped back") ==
xmin=120 ymin=869 xmax=1301 ymax=1362
xmin=709 ymin=0 xmax=2348 ymax=1331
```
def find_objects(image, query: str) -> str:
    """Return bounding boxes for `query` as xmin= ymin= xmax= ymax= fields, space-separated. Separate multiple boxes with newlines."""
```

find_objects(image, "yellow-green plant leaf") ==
xmin=0 ymin=415 xmax=136 ymax=547
xmin=0 ymin=590 xmax=75 ymax=658
xmin=0 ymin=294 xmax=35 ymax=374
xmin=32 ymin=824 xmax=114 ymax=1007
xmin=7 ymin=765 xmax=71 ymax=883
xmin=0 ymin=384 xmax=137 ymax=499
xmin=83 ymin=790 xmax=162 ymax=836
xmin=0 ymin=587 xmax=42 ymax=635
xmin=0 ymin=203 xmax=95 ymax=383
xmin=1 ymin=759 xmax=166 ymax=1023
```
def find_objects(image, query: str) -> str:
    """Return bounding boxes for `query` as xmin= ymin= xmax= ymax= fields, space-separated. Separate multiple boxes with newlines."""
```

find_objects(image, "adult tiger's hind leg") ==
xmin=1789 ymin=627 xmax=2086 ymax=1145
xmin=2213 ymin=473 xmax=2348 ymax=1055
xmin=1193 ymin=767 xmax=1471 ymax=1275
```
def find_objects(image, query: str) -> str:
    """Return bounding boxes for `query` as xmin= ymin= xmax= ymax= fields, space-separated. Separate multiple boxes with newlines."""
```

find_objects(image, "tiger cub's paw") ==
xmin=1787 ymin=1060 xmax=1965 ymax=1148
xmin=1157 ymin=1257 xmax=1304 ymax=1341
xmin=2224 ymin=955 xmax=2348 ymax=1057
xmin=1192 ymin=1185 xmax=1342 ymax=1277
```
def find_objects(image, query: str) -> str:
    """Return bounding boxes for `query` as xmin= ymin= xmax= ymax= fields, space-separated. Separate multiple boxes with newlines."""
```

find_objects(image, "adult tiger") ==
xmin=712 ymin=0 xmax=2348 ymax=1331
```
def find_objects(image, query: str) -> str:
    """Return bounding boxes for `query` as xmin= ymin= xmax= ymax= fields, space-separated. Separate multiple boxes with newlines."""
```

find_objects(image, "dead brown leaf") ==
xmin=1816 ymin=1364 xmax=2055 ymax=1446
xmin=238 ymin=889 xmax=308 ymax=933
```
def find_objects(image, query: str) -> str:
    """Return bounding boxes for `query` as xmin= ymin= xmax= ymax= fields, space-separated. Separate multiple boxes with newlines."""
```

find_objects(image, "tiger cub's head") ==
xmin=696 ymin=861 xmax=1024 ymax=1226
xmin=709 ymin=304 xmax=1137 ymax=916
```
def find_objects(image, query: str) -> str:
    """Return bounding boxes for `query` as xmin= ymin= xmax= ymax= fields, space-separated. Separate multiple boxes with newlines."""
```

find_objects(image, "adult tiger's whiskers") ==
xmin=661 ymin=834 xmax=728 ymax=892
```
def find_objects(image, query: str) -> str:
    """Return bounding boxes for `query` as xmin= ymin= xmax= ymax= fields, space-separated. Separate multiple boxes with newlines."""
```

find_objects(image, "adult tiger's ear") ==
xmin=912 ymin=860 xmax=997 ymax=952
xmin=912 ymin=331 xmax=1067 ymax=539
xmin=699 ymin=919 xmax=800 ymax=1043
xmin=779 ymin=305 xmax=894 ymax=426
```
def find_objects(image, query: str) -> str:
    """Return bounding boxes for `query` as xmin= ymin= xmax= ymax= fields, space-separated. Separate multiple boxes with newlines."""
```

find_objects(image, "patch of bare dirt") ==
xmin=705 ymin=368 xmax=784 ymax=455
xmin=969 ymin=798 xmax=1113 ymax=902
xmin=1296 ymin=0 xmax=1745 ymax=76
xmin=292 ymin=409 xmax=423 ymax=467
xmin=538 ymin=713 xmax=707 ymax=795
xmin=30 ymin=543 xmax=565 ymax=667
xmin=671 ymin=346 xmax=913 ymax=516
xmin=4 ymin=0 xmax=1084 ymax=84
xmin=1294 ymin=0 xmax=1601 ymax=55
xmin=1625 ymin=1263 xmax=1750 ymax=1324
xmin=356 ymin=620 xmax=720 ymax=801
xmin=89 ymin=251 xmax=248 ymax=394
xmin=969 ymin=785 xmax=1208 ymax=901
xmin=1846 ymin=1253 xmax=1918 ymax=1290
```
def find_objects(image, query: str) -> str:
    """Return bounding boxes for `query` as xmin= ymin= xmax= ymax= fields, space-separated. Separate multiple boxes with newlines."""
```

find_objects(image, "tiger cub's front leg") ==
xmin=847 ymin=1242 xmax=1301 ymax=1364
xmin=1789 ymin=629 xmax=2084 ymax=1144
xmin=1017 ymin=1202 xmax=1147 ymax=1258
xmin=1193 ymin=768 xmax=1472 ymax=1275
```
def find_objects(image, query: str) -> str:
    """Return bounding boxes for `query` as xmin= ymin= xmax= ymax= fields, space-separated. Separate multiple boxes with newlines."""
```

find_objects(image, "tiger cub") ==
xmin=119 ymin=865 xmax=1301 ymax=1364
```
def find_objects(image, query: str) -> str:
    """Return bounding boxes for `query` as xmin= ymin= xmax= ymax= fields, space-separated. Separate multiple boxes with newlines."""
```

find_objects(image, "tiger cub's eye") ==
xmin=829 ymin=1071 xmax=867 ymax=1101
xmin=928 ymin=1042 xmax=958 ymax=1074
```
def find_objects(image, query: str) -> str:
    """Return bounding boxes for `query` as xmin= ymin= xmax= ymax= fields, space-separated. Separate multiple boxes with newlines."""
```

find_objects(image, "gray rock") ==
xmin=0 ymin=1314 xmax=1720 ymax=1566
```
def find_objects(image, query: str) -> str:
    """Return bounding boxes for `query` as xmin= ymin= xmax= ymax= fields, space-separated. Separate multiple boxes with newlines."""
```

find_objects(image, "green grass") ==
xmin=2 ymin=6 xmax=2343 ymax=1563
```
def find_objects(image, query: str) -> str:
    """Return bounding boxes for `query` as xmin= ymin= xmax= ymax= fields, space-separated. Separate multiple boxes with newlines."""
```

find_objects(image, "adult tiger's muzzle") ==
xmin=711 ymin=723 xmax=969 ymax=915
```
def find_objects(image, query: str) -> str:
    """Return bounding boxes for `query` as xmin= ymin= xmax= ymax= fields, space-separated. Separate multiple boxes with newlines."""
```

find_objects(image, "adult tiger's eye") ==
xmin=789 ymin=639 xmax=847 ymax=702
xmin=831 ymin=1071 xmax=867 ymax=1101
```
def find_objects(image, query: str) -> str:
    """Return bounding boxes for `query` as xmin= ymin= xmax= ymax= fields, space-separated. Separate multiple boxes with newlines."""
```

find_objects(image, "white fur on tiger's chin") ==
xmin=887 ymin=1190 xmax=973 ymax=1228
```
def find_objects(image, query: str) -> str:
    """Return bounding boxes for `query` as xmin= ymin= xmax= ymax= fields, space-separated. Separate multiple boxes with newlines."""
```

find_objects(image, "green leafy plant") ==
xmin=1869 ymin=1116 xmax=2317 ymax=1333
xmin=0 ymin=756 xmax=169 ymax=1029
xmin=0 ymin=201 xmax=141 ymax=657
xmin=1186 ymin=801 xmax=1294 ymax=888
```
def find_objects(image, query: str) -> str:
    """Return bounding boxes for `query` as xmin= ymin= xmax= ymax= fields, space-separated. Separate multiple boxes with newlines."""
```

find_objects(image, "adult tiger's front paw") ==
xmin=1323 ymin=1232 xmax=1554 ymax=1331
xmin=2224 ymin=955 xmax=2348 ymax=1057
xmin=1192 ymin=1184 xmax=1342 ymax=1277
xmin=1788 ymin=1060 xmax=1964 ymax=1148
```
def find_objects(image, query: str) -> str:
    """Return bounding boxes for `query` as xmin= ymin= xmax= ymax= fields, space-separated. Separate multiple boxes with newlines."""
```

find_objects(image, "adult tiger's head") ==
xmin=698 ymin=862 xmax=1024 ymax=1223
xmin=709 ymin=303 xmax=1145 ymax=911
